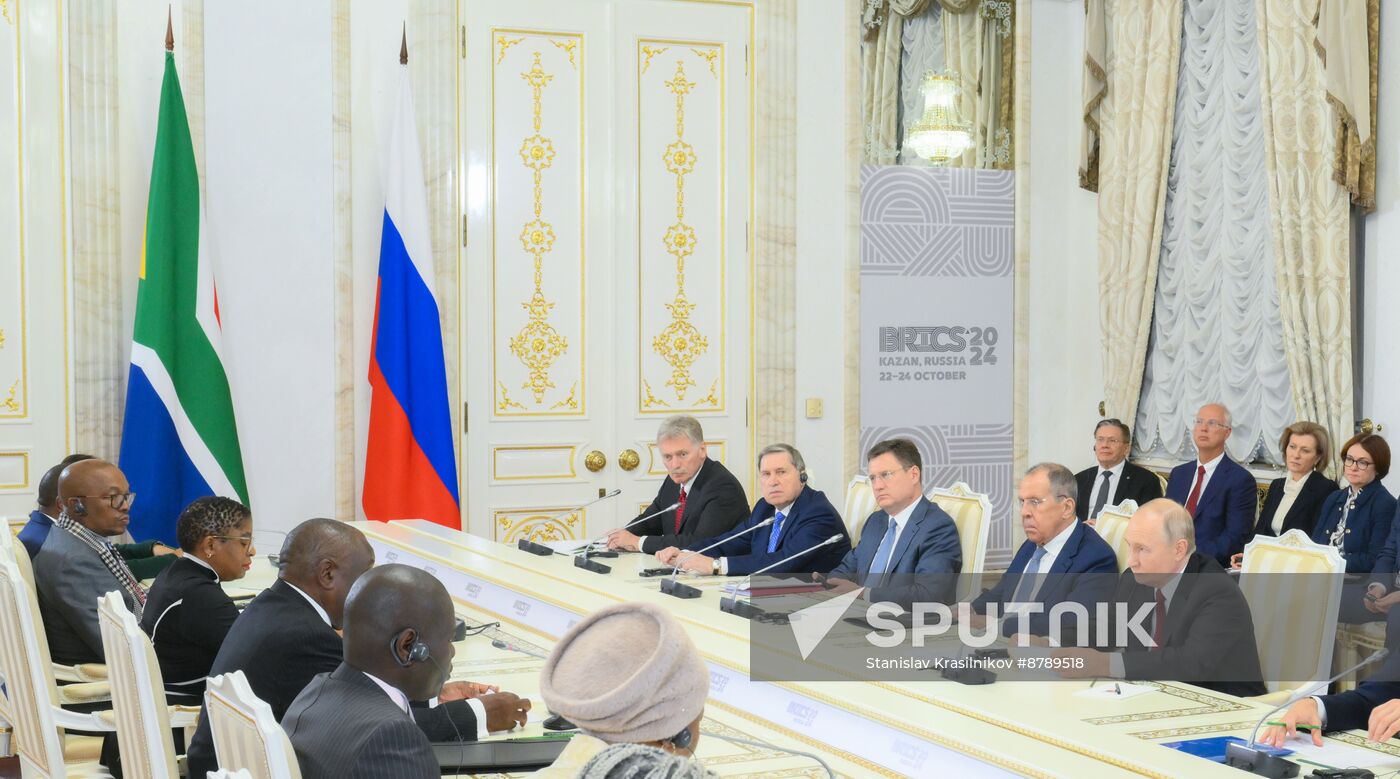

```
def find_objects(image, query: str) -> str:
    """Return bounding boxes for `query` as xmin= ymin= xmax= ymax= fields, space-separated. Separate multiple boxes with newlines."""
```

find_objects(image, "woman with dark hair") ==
xmin=140 ymin=496 xmax=255 ymax=702
xmin=1312 ymin=434 xmax=1395 ymax=577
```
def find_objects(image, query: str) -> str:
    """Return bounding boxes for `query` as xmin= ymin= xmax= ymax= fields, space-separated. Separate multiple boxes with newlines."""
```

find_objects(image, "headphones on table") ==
xmin=391 ymin=627 xmax=431 ymax=667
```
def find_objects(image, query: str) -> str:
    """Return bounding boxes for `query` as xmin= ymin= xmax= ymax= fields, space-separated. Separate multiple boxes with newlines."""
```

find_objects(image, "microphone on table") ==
xmin=1227 ymin=647 xmax=1390 ymax=778
xmin=574 ymin=500 xmax=679 ymax=575
xmin=660 ymin=517 xmax=776 ymax=600
xmin=720 ymin=534 xmax=844 ymax=619
xmin=516 ymin=490 xmax=622 ymax=556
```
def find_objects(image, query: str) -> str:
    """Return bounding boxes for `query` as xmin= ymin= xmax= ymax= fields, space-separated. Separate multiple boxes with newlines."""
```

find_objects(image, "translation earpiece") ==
xmin=390 ymin=628 xmax=430 ymax=667
xmin=799 ymin=472 xmax=808 ymax=484
xmin=72 ymin=498 xmax=87 ymax=516
xmin=669 ymin=726 xmax=694 ymax=751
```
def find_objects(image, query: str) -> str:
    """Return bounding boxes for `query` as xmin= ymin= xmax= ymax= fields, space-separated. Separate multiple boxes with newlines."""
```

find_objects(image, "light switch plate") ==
xmin=805 ymin=398 xmax=823 ymax=419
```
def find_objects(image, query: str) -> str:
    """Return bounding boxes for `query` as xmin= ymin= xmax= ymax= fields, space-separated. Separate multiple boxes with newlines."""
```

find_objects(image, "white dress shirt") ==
xmin=1270 ymin=472 xmax=1309 ymax=535
xmin=1109 ymin=561 xmax=1189 ymax=678
xmin=363 ymin=670 xmax=412 ymax=714
xmin=1087 ymin=460 xmax=1126 ymax=519
xmin=1186 ymin=452 xmax=1226 ymax=500
xmin=284 ymin=581 xmax=333 ymax=627
xmin=1021 ymin=520 xmax=1078 ymax=602
xmin=186 ymin=553 xmax=221 ymax=582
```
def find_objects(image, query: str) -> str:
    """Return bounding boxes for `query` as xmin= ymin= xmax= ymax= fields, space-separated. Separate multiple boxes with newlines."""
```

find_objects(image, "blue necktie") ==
xmin=867 ymin=521 xmax=899 ymax=579
xmin=766 ymin=511 xmax=786 ymax=553
xmin=1011 ymin=546 xmax=1048 ymax=604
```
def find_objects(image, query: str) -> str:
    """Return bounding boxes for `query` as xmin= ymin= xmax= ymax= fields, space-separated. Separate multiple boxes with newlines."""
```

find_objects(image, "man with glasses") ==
xmin=19 ymin=453 xmax=180 ymax=579
xmin=1074 ymin=420 xmax=1163 ymax=522
xmin=820 ymin=439 xmax=961 ymax=605
xmin=1164 ymin=403 xmax=1258 ymax=565
xmin=31 ymin=458 xmax=149 ymax=665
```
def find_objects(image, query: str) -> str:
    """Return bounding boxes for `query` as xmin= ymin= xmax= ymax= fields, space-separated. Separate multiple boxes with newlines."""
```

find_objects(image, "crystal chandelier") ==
xmin=905 ymin=71 xmax=972 ymax=165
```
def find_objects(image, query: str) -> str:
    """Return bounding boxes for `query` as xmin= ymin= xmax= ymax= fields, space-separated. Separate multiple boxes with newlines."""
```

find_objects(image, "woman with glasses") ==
xmin=140 ymin=495 xmax=256 ymax=703
xmin=1310 ymin=434 xmax=1395 ymax=579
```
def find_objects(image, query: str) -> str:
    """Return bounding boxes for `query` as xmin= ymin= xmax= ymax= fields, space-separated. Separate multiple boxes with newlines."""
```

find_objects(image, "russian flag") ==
xmin=362 ymin=64 xmax=460 ymax=528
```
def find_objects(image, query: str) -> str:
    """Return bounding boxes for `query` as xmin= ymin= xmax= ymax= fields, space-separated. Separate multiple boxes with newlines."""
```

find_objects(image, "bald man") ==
xmin=185 ymin=520 xmax=528 ymax=779
xmin=1050 ymin=499 xmax=1266 ymax=696
xmin=284 ymin=565 xmax=529 ymax=777
xmin=31 ymin=459 xmax=148 ymax=665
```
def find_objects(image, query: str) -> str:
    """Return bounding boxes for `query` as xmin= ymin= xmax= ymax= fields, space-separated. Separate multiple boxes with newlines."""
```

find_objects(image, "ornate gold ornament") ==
xmin=498 ymin=510 xmax=581 ymax=543
xmin=641 ymin=45 xmax=670 ymax=73
xmin=495 ymin=381 xmax=526 ymax=412
xmin=618 ymin=449 xmax=641 ymax=471
xmin=550 ymin=381 xmax=579 ymax=411
xmin=1 ymin=379 xmax=18 ymax=413
xmin=495 ymin=35 xmax=524 ymax=65
xmin=550 ymin=38 xmax=578 ymax=69
xmin=583 ymin=450 xmax=607 ymax=472
xmin=505 ymin=51 xmax=571 ymax=406
xmin=690 ymin=48 xmax=719 ymax=78
xmin=649 ymin=59 xmax=709 ymax=401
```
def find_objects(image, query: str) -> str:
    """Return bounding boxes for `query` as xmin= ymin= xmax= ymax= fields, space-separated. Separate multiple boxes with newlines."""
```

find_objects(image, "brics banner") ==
xmin=859 ymin=165 xmax=1014 ymax=565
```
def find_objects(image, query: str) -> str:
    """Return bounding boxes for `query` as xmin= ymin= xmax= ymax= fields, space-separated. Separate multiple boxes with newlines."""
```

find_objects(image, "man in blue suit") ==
xmin=1261 ymin=651 xmax=1400 ymax=747
xmin=656 ymin=444 xmax=850 ymax=576
xmin=969 ymin=462 xmax=1118 ymax=637
xmin=821 ymin=439 xmax=962 ymax=606
xmin=1164 ymin=403 xmax=1258 ymax=565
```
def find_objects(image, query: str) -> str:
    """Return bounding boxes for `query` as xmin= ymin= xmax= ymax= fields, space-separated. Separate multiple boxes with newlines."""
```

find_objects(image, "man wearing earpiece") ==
xmin=283 ymin=564 xmax=519 ymax=777
xmin=31 ymin=458 xmax=150 ymax=666
xmin=655 ymin=444 xmax=850 ymax=576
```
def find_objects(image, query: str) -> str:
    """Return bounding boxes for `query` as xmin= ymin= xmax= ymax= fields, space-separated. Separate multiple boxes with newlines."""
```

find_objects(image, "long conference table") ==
xmin=320 ymin=519 xmax=1400 ymax=778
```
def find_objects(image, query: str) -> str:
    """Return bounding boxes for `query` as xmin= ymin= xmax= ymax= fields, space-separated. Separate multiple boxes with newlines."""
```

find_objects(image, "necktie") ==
xmin=1091 ymin=470 xmax=1113 ymax=519
xmin=674 ymin=487 xmax=688 ymax=534
xmin=1151 ymin=590 xmax=1166 ymax=651
xmin=766 ymin=511 xmax=786 ymax=553
xmin=1184 ymin=464 xmax=1206 ymax=516
xmin=867 ymin=520 xmax=899 ymax=580
xmin=1010 ymin=546 xmax=1048 ymax=604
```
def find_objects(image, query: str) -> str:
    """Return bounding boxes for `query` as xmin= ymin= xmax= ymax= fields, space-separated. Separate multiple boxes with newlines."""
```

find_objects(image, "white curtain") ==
xmin=1133 ymin=0 xmax=1292 ymax=465
xmin=898 ymin=3 xmax=944 ymax=165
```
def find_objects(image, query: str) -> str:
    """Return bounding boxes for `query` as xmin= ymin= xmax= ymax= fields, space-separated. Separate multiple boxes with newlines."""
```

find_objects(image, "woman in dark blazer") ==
xmin=1311 ymin=434 xmax=1396 ymax=575
xmin=1254 ymin=422 xmax=1337 ymax=538
xmin=140 ymin=496 xmax=255 ymax=703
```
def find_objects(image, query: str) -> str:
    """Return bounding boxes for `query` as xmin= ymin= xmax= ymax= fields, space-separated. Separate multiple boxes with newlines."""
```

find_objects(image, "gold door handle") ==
xmin=584 ymin=450 xmax=607 ymax=472
xmin=618 ymin=449 xmax=641 ymax=471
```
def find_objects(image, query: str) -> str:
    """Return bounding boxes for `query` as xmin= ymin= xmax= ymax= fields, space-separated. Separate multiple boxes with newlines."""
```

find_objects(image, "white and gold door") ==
xmin=461 ymin=0 xmax=753 ymax=541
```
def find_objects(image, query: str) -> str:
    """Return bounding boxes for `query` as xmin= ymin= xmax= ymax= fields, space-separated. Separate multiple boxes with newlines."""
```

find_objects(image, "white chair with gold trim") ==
xmin=928 ymin=482 xmax=992 ymax=601
xmin=1236 ymin=529 xmax=1345 ymax=700
xmin=0 ymin=554 xmax=113 ymax=778
xmin=1090 ymin=499 xmax=1138 ymax=572
xmin=210 ymin=771 xmax=255 ymax=779
xmin=842 ymin=475 xmax=879 ymax=546
xmin=2 ymin=529 xmax=109 ymax=687
xmin=205 ymin=671 xmax=303 ymax=779
xmin=97 ymin=591 xmax=202 ymax=779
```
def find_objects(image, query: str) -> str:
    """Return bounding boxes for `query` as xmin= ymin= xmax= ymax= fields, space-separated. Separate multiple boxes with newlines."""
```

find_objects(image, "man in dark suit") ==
xmin=1075 ymin=420 xmax=1163 ymax=522
xmin=184 ymin=519 xmax=529 ymax=779
xmin=607 ymin=415 xmax=749 ymax=555
xmin=1261 ymin=652 xmax=1400 ymax=747
xmin=822 ymin=438 xmax=961 ymax=606
xmin=1052 ymin=498 xmax=1266 ymax=697
xmin=971 ymin=463 xmax=1118 ymax=637
xmin=31 ymin=459 xmax=147 ymax=666
xmin=284 ymin=564 xmax=520 ymax=778
xmin=656 ymin=444 xmax=850 ymax=575
xmin=1164 ymin=403 xmax=1258 ymax=565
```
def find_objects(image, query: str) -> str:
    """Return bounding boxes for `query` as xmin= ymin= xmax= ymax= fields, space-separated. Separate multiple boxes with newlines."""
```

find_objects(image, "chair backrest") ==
xmin=1238 ymin=529 xmax=1345 ymax=694
xmin=205 ymin=671 xmax=303 ymax=779
xmin=842 ymin=476 xmax=879 ymax=545
xmin=210 ymin=771 xmax=255 ymax=779
xmin=927 ymin=482 xmax=992 ymax=600
xmin=0 ymin=553 xmax=67 ymax=777
xmin=1092 ymin=500 xmax=1138 ymax=572
xmin=98 ymin=591 xmax=177 ymax=778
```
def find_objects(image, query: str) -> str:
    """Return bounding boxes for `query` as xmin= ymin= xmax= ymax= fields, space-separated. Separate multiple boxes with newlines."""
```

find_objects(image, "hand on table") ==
xmin=1369 ymin=698 xmax=1400 ymax=742
xmin=439 ymin=681 xmax=499 ymax=702
xmin=1258 ymin=698 xmax=1324 ymax=748
xmin=606 ymin=529 xmax=641 ymax=552
xmin=1229 ymin=552 xmax=1243 ymax=570
xmin=153 ymin=544 xmax=182 ymax=557
xmin=655 ymin=547 xmax=682 ymax=565
xmin=675 ymin=553 xmax=714 ymax=575
xmin=478 ymin=691 xmax=531 ymax=732
xmin=821 ymin=577 xmax=862 ymax=596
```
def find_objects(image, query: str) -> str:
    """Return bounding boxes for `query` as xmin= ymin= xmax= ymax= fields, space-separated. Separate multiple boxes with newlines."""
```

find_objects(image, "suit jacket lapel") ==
xmin=1114 ymin=469 xmax=1131 ymax=503
xmin=883 ymin=499 xmax=926 ymax=573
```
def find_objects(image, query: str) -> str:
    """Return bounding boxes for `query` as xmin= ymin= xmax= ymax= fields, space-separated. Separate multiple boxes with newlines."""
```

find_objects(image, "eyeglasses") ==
xmin=72 ymin=493 xmax=136 ymax=510
xmin=1193 ymin=418 xmax=1231 ymax=430
xmin=212 ymin=535 xmax=255 ymax=550
xmin=1019 ymin=496 xmax=1068 ymax=509
xmin=1094 ymin=436 xmax=1125 ymax=445
xmin=868 ymin=466 xmax=911 ymax=485
xmin=1343 ymin=456 xmax=1375 ymax=470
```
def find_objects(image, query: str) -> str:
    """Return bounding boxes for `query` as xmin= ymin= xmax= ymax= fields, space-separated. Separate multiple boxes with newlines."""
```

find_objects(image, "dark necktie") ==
xmin=1091 ymin=470 xmax=1113 ymax=518
xmin=674 ymin=487 xmax=688 ymax=534
xmin=1151 ymin=590 xmax=1166 ymax=651
xmin=1184 ymin=464 xmax=1206 ymax=516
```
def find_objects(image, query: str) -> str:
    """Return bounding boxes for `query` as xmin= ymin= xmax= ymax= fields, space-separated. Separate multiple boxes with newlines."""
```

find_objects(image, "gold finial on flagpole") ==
xmin=166 ymin=6 xmax=175 ymax=51
xmin=400 ymin=23 xmax=408 ymax=65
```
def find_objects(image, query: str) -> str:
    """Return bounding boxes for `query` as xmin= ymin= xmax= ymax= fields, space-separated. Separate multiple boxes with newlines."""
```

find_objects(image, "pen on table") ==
xmin=1263 ymin=721 xmax=1318 ymax=731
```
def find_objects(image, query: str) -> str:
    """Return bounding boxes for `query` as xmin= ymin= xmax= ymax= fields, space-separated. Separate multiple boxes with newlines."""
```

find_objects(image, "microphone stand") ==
xmin=719 ymin=534 xmax=843 ymax=620
xmin=1225 ymin=648 xmax=1389 ymax=778
xmin=574 ymin=501 xmax=678 ymax=575
xmin=660 ymin=517 xmax=776 ymax=600
xmin=515 ymin=490 xmax=621 ymax=556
